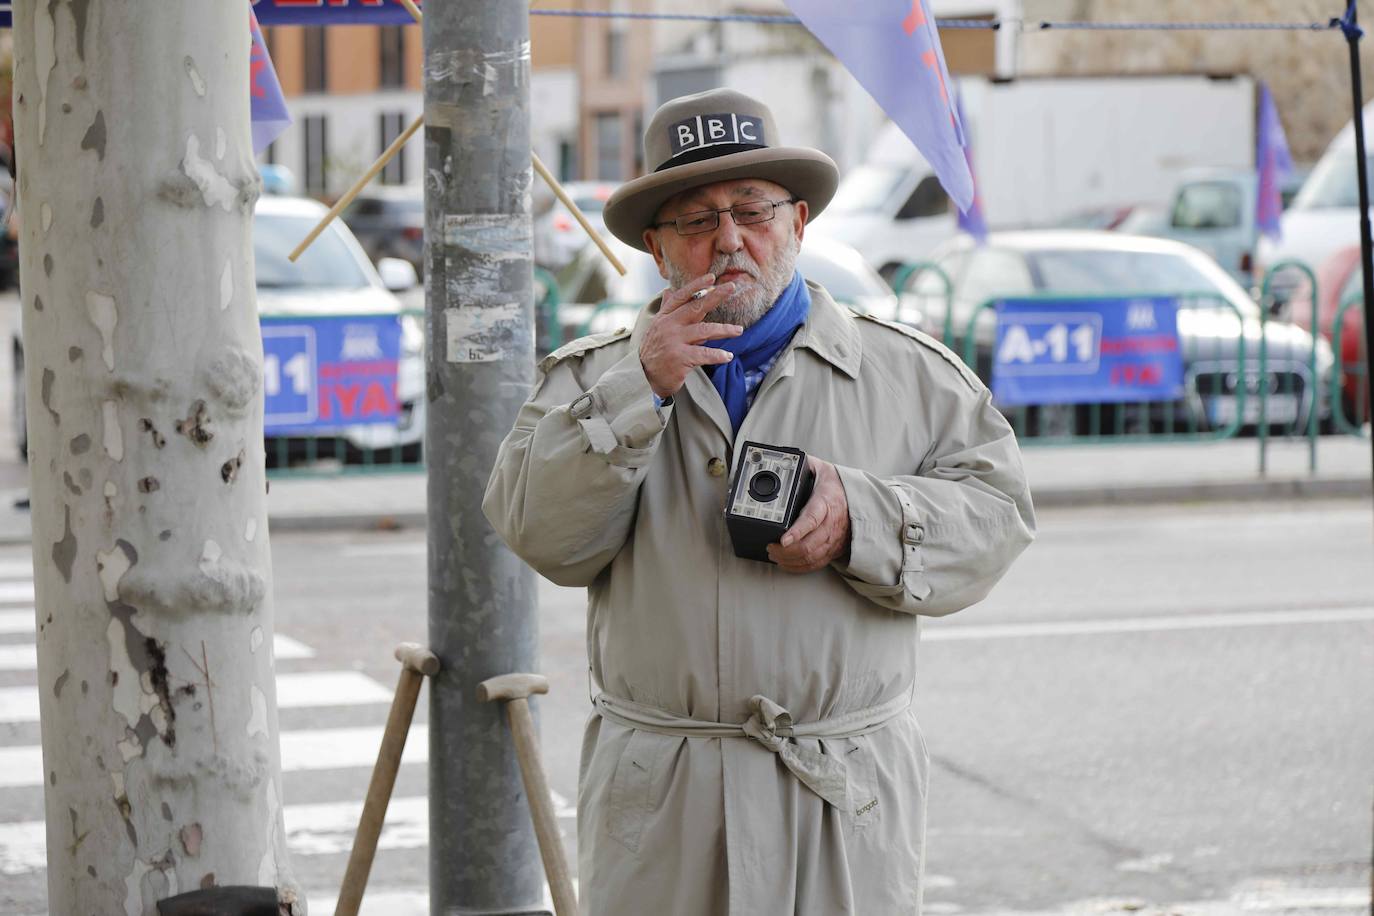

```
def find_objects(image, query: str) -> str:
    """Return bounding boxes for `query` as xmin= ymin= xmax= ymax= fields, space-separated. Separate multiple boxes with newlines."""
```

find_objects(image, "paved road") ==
xmin=1 ymin=498 xmax=1371 ymax=914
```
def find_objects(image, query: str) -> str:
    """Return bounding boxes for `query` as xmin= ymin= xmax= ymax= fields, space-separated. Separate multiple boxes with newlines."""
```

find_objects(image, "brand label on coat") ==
xmin=668 ymin=113 xmax=767 ymax=158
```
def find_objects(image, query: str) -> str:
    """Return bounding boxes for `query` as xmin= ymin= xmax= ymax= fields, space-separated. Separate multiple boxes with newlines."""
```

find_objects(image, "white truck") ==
xmin=809 ymin=74 xmax=1257 ymax=278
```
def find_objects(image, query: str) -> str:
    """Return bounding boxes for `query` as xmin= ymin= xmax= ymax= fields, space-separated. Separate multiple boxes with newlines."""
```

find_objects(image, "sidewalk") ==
xmin=0 ymin=436 xmax=1368 ymax=544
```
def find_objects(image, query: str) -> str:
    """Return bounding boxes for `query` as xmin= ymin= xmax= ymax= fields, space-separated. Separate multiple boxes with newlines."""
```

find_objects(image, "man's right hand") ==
xmin=639 ymin=274 xmax=744 ymax=399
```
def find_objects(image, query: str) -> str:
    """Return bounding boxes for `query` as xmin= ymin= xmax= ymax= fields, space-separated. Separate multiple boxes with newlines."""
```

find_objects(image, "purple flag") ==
xmin=785 ymin=0 xmax=973 ymax=212
xmin=250 ymin=7 xmax=292 ymax=154
xmin=1255 ymin=82 xmax=1292 ymax=243
xmin=955 ymin=93 xmax=987 ymax=243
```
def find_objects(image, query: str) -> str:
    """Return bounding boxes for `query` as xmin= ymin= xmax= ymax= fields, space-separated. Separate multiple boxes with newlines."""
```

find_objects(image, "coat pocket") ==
xmin=606 ymin=729 xmax=673 ymax=853
xmin=843 ymin=735 xmax=882 ymax=831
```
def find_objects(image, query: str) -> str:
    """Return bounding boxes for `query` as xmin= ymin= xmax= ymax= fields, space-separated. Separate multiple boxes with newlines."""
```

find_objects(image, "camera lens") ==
xmin=748 ymin=470 xmax=781 ymax=502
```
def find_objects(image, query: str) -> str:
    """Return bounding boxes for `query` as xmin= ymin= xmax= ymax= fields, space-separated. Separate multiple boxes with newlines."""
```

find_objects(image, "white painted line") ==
xmin=923 ymin=606 xmax=1374 ymax=642
xmin=0 ymin=582 xmax=34 ymax=603
xmin=0 ymin=560 xmax=35 ymax=579
xmin=2 ymin=793 xmax=583 ymax=880
xmin=0 ymin=634 xmax=315 ymax=671
xmin=273 ymin=634 xmax=316 ymax=660
xmin=0 ymin=670 xmax=390 ymax=726
xmin=0 ymin=610 xmax=34 ymax=635
xmin=0 ymin=724 xmax=431 ymax=789
xmin=0 ymin=644 xmax=32 ymax=671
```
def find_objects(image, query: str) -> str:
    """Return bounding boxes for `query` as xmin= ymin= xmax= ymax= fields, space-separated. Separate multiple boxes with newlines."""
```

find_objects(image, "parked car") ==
xmin=896 ymin=230 xmax=1334 ymax=435
xmin=1132 ymin=167 xmax=1307 ymax=288
xmin=1309 ymin=246 xmax=1369 ymax=425
xmin=12 ymin=195 xmax=424 ymax=463
xmin=552 ymin=234 xmax=899 ymax=343
xmin=532 ymin=181 xmax=616 ymax=271
xmin=1258 ymin=100 xmax=1373 ymax=288
xmin=341 ymin=184 xmax=425 ymax=277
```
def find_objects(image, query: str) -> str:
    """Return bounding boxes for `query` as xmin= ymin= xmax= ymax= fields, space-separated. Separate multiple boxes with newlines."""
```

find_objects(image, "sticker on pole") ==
xmin=992 ymin=297 xmax=1185 ymax=406
xmin=261 ymin=314 xmax=402 ymax=432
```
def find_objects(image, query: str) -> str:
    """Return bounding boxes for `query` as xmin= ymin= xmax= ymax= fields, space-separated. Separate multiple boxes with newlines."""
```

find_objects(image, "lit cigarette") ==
xmin=690 ymin=287 xmax=714 ymax=301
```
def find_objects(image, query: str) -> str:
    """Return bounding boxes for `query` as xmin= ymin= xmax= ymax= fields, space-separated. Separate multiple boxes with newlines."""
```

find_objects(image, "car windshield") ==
xmin=255 ymin=213 xmax=372 ymax=289
xmin=1025 ymin=249 xmax=1221 ymax=296
xmin=828 ymin=165 xmax=909 ymax=215
xmin=1292 ymin=148 xmax=1374 ymax=210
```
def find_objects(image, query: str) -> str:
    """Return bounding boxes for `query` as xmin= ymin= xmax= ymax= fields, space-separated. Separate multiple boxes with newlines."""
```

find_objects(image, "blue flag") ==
xmin=955 ymin=93 xmax=987 ymax=243
xmin=250 ymin=0 xmax=417 ymax=26
xmin=785 ymin=0 xmax=974 ymax=212
xmin=1255 ymin=82 xmax=1293 ymax=243
xmin=250 ymin=7 xmax=292 ymax=154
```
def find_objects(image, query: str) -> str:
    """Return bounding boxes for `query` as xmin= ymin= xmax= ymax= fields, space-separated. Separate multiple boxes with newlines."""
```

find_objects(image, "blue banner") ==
xmin=250 ymin=0 xmax=418 ymax=26
xmin=261 ymin=314 xmax=402 ymax=433
xmin=992 ymin=297 xmax=1185 ymax=406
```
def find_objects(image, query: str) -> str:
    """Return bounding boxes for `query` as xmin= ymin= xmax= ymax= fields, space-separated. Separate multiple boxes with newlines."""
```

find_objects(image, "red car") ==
xmin=1309 ymin=246 xmax=1369 ymax=425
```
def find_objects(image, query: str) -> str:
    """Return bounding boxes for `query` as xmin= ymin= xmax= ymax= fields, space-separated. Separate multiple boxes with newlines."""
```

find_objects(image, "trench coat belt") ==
xmin=592 ymin=689 xmax=913 ymax=811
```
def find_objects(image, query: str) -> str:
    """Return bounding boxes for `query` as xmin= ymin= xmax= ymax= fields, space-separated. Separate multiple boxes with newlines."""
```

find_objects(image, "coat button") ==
xmin=707 ymin=457 xmax=727 ymax=478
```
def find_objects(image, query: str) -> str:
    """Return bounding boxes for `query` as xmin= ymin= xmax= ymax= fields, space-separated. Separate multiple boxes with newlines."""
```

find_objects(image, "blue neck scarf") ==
xmin=706 ymin=271 xmax=810 ymax=433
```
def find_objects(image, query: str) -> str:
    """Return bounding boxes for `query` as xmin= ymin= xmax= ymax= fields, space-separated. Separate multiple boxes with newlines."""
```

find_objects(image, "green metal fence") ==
xmin=957 ymin=292 xmax=1263 ymax=445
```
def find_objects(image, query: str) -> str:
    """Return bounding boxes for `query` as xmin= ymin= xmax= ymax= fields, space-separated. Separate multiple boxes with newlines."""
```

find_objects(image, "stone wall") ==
xmin=1018 ymin=0 xmax=1374 ymax=163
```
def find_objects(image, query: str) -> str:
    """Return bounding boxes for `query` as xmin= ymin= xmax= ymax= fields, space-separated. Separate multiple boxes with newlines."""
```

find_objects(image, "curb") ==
xmin=0 ymin=480 xmax=1366 ymax=546
xmin=1031 ymin=476 xmax=1372 ymax=508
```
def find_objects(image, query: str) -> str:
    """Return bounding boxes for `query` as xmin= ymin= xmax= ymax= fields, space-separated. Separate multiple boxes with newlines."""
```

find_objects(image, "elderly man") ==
xmin=484 ymin=89 xmax=1035 ymax=914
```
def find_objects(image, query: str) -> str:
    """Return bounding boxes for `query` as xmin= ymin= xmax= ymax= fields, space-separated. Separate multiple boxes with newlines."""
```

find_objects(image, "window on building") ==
xmin=595 ymin=112 xmax=623 ymax=181
xmin=606 ymin=0 xmax=628 ymax=77
xmin=304 ymin=30 xmax=327 ymax=93
xmin=379 ymin=112 xmax=407 ymax=185
xmin=304 ymin=115 xmax=329 ymax=194
xmin=379 ymin=27 xmax=405 ymax=89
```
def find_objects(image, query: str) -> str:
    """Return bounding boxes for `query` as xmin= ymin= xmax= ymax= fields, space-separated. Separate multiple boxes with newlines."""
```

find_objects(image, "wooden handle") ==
xmin=393 ymin=642 xmax=440 ymax=677
xmin=531 ymin=153 xmax=627 ymax=277
xmin=334 ymin=666 xmax=425 ymax=916
xmin=288 ymin=114 xmax=423 ymax=263
xmin=506 ymin=699 xmax=579 ymax=916
xmin=476 ymin=672 xmax=549 ymax=703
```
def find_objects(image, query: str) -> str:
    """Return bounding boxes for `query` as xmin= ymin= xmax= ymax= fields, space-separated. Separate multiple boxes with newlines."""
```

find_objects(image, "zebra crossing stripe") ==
xmin=0 ymin=722 xmax=430 ymax=789
xmin=0 ymin=560 xmax=36 ymax=580
xmin=0 ymin=669 xmax=393 ymax=726
xmin=0 ymin=610 xmax=35 ymax=634
xmin=0 ymin=582 xmax=34 ymax=604
xmin=0 ymin=790 xmax=578 ymax=877
xmin=0 ymin=634 xmax=315 ymax=671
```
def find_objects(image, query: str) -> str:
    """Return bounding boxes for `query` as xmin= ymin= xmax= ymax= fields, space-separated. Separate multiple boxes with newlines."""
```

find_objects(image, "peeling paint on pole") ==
xmin=424 ymin=5 xmax=543 ymax=911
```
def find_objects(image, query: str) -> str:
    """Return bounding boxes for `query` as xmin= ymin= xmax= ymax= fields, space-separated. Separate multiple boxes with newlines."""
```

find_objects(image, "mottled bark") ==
xmin=13 ymin=1 xmax=299 ymax=913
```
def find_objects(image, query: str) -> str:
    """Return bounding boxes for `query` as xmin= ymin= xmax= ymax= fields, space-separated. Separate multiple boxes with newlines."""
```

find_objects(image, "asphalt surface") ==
xmin=7 ymin=498 xmax=1369 ymax=914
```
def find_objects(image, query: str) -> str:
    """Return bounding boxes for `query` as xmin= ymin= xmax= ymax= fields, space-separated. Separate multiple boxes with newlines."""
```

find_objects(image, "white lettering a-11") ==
xmin=677 ymin=124 xmax=696 ymax=147
xmin=998 ymin=325 xmax=1035 ymax=364
xmin=707 ymin=118 xmax=727 ymax=140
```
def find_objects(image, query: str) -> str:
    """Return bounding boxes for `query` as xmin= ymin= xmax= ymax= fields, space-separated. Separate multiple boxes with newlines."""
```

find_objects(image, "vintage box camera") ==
xmin=724 ymin=441 xmax=815 ymax=563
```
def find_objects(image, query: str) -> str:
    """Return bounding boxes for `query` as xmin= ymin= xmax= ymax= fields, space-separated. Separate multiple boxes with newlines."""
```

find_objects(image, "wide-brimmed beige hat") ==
xmin=603 ymin=88 xmax=839 ymax=252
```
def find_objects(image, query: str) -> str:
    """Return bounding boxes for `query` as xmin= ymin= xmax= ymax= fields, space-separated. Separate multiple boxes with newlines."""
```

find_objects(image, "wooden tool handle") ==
xmin=334 ymin=665 xmax=425 ymax=916
xmin=476 ymin=672 xmax=549 ymax=703
xmin=506 ymin=698 xmax=579 ymax=916
xmin=394 ymin=642 xmax=440 ymax=677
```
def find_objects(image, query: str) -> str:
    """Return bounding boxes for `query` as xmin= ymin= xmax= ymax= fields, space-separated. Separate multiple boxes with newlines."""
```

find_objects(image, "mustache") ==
xmin=710 ymin=253 xmax=759 ymax=279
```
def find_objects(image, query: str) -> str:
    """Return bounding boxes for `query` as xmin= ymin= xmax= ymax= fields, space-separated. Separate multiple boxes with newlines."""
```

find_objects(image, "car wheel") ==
xmin=12 ymin=341 xmax=26 ymax=462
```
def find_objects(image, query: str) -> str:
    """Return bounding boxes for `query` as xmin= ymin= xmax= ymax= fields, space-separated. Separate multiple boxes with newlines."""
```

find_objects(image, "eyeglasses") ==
xmin=652 ymin=198 xmax=799 ymax=236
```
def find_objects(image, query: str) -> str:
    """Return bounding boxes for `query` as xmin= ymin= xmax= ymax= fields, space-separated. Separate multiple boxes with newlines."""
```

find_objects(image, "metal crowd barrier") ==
xmin=1331 ymin=293 xmax=1370 ymax=437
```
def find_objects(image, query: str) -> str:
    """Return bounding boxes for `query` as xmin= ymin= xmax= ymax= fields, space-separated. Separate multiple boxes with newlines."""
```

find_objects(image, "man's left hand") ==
xmin=768 ymin=457 xmax=850 ymax=574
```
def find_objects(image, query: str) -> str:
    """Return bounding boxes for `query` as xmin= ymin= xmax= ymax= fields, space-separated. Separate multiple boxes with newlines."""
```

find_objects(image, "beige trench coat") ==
xmin=484 ymin=283 xmax=1035 ymax=915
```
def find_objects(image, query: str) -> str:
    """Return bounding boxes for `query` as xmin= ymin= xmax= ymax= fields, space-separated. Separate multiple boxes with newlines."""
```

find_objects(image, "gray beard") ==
xmin=665 ymin=235 xmax=801 ymax=328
